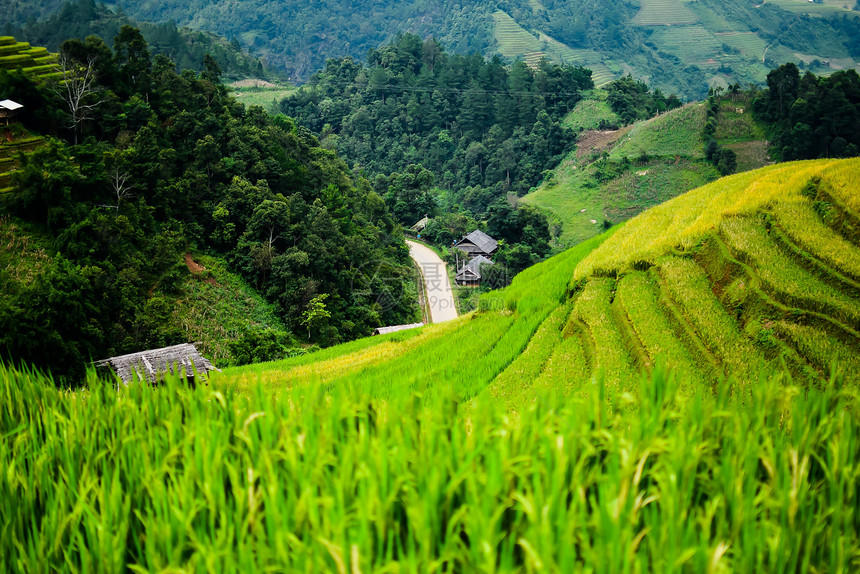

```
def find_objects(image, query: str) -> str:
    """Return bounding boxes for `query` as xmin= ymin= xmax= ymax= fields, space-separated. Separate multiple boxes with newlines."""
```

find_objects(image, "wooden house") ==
xmin=455 ymin=255 xmax=494 ymax=286
xmin=454 ymin=230 xmax=498 ymax=259
xmin=96 ymin=343 xmax=220 ymax=386
xmin=0 ymin=100 xmax=22 ymax=125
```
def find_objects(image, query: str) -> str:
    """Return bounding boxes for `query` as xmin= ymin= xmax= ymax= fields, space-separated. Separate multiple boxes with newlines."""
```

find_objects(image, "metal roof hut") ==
xmin=455 ymin=255 xmax=494 ymax=286
xmin=454 ymin=230 xmax=499 ymax=259
xmin=97 ymin=343 xmax=220 ymax=387
xmin=0 ymin=100 xmax=23 ymax=125
xmin=373 ymin=322 xmax=424 ymax=335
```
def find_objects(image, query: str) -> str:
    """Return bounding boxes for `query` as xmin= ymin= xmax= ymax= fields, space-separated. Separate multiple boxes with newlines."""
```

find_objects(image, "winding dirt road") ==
xmin=406 ymin=240 xmax=458 ymax=323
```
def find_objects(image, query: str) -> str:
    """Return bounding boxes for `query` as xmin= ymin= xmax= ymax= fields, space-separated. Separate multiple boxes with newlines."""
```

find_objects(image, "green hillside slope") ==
xmin=522 ymin=91 xmax=772 ymax=247
xmin=4 ymin=159 xmax=860 ymax=571
xmin=10 ymin=0 xmax=860 ymax=97
xmin=219 ymin=158 xmax=860 ymax=401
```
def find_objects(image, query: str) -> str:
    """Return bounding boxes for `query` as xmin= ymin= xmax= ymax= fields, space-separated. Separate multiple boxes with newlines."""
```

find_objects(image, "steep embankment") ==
xmin=217 ymin=158 xmax=860 ymax=403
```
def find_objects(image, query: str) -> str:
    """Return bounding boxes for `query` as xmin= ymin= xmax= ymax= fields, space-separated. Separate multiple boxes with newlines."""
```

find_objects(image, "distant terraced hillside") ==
xmin=491 ymin=10 xmax=617 ymax=86
xmin=217 ymin=159 xmax=860 ymax=403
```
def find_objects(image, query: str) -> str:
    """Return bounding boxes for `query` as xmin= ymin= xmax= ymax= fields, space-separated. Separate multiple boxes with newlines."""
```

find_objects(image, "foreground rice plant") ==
xmin=3 ymin=363 xmax=858 ymax=572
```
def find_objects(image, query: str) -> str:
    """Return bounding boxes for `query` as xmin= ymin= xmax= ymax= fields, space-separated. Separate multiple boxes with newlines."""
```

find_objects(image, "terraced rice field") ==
xmin=4 ymin=160 xmax=860 ymax=571
xmin=223 ymin=158 xmax=860 ymax=401
xmin=633 ymin=0 xmax=699 ymax=26
xmin=715 ymin=31 xmax=768 ymax=59
xmin=0 ymin=136 xmax=46 ymax=192
xmin=492 ymin=11 xmax=545 ymax=63
xmin=535 ymin=34 xmax=617 ymax=85
xmin=650 ymin=26 xmax=722 ymax=65
xmin=492 ymin=12 xmax=618 ymax=82
xmin=0 ymin=36 xmax=58 ymax=80
xmin=768 ymin=0 xmax=856 ymax=16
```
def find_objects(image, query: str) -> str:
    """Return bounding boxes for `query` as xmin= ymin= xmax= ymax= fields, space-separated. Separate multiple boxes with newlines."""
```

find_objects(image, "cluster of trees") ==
xmin=704 ymin=86 xmax=738 ymax=176
xmin=605 ymin=75 xmax=683 ymax=124
xmin=281 ymin=33 xmax=591 ymax=266
xmin=0 ymin=28 xmax=417 ymax=382
xmin=9 ymin=0 xmax=860 ymax=99
xmin=7 ymin=0 xmax=269 ymax=79
xmin=754 ymin=63 xmax=860 ymax=160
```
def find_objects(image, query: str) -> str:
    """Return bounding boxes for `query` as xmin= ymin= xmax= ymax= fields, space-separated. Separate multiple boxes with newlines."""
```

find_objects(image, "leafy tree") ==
xmin=301 ymin=293 xmax=331 ymax=341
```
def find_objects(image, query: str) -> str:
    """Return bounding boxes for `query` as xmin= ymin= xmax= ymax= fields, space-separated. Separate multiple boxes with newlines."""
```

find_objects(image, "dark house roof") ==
xmin=456 ymin=255 xmax=494 ymax=282
xmin=96 ymin=343 xmax=220 ymax=385
xmin=455 ymin=230 xmax=498 ymax=256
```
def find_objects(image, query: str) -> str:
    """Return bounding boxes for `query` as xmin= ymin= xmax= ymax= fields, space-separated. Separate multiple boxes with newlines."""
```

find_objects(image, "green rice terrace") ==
xmin=2 ymin=158 xmax=859 ymax=570
xmin=0 ymin=36 xmax=58 ymax=80
xmin=0 ymin=127 xmax=45 ymax=193
xmin=491 ymin=10 xmax=617 ymax=85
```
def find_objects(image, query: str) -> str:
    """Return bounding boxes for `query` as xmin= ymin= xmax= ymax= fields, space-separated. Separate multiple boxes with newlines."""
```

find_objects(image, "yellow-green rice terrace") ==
xmin=2 ymin=158 xmax=859 ymax=571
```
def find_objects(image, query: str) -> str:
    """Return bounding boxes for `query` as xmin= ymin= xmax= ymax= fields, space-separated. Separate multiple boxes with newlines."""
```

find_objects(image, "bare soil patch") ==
xmin=576 ymin=127 xmax=632 ymax=161
xmin=184 ymin=253 xmax=206 ymax=274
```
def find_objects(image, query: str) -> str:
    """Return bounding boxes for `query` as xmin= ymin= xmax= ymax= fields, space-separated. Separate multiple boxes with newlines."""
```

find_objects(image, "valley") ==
xmin=0 ymin=14 xmax=859 ymax=571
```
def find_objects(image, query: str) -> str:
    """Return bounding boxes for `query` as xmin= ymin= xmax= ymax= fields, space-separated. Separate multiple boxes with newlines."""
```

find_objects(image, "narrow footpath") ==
xmin=406 ymin=240 xmax=458 ymax=323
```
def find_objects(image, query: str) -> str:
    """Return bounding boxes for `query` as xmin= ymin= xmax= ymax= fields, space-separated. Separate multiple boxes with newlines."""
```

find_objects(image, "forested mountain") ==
xmin=6 ymin=0 xmax=859 ymax=98
xmin=0 ymin=30 xmax=417 ymax=382
xmin=280 ymin=34 xmax=595 ymax=274
xmin=5 ymin=0 xmax=269 ymax=79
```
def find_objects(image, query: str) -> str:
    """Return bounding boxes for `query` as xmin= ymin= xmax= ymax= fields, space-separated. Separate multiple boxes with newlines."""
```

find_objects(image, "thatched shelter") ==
xmin=96 ymin=343 xmax=219 ymax=386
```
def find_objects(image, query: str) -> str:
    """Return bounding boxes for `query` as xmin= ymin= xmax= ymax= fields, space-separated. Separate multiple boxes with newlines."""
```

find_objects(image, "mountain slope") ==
xmin=3 ymin=158 xmax=860 ymax=572
xmin=11 ymin=0 xmax=858 ymax=97
xmin=522 ymin=89 xmax=773 ymax=247
xmin=217 ymin=158 xmax=860 ymax=402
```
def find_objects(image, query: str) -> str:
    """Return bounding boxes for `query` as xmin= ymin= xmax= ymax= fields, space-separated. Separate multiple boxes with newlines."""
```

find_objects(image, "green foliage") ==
xmin=754 ymin=64 xmax=860 ymax=160
xmin=0 ymin=31 xmax=418 ymax=382
xmin=3 ymin=353 xmax=860 ymax=570
xmin=227 ymin=326 xmax=300 ymax=366
xmin=9 ymin=0 xmax=270 ymax=79
xmin=282 ymin=34 xmax=590 ymax=202
xmin=7 ymin=0 xmax=860 ymax=101
xmin=606 ymin=75 xmax=682 ymax=124
xmin=301 ymin=293 xmax=331 ymax=341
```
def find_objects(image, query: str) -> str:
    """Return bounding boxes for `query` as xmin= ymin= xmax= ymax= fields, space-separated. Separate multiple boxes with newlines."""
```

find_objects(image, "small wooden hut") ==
xmin=0 ymin=100 xmax=22 ymax=125
xmin=97 ymin=343 xmax=220 ymax=386
xmin=373 ymin=322 xmax=424 ymax=335
xmin=455 ymin=255 xmax=494 ymax=286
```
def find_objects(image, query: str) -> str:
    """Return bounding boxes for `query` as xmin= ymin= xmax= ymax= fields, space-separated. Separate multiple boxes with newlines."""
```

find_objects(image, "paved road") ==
xmin=406 ymin=240 xmax=458 ymax=323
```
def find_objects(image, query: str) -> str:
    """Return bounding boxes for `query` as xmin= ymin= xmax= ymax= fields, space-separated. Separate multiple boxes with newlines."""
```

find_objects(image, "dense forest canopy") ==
xmin=0 ymin=28 xmax=417 ymax=382
xmin=5 ymin=0 xmax=859 ymax=99
xmin=280 ymin=33 xmax=595 ymax=274
xmin=5 ymin=0 xmax=269 ymax=79
xmin=754 ymin=63 xmax=860 ymax=160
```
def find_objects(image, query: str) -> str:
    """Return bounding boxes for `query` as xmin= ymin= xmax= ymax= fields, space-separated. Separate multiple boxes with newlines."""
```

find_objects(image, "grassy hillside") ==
xmin=523 ymin=92 xmax=772 ymax=247
xmin=523 ymin=100 xmax=720 ymax=246
xmin=217 ymin=158 xmax=860 ymax=398
xmin=4 ymin=159 xmax=859 ymax=571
